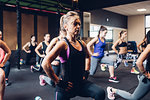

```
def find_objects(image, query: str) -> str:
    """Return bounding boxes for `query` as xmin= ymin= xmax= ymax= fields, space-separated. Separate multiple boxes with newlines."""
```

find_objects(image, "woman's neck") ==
xmin=44 ymin=40 xmax=49 ymax=44
xmin=120 ymin=37 xmax=125 ymax=41
xmin=66 ymin=34 xmax=76 ymax=42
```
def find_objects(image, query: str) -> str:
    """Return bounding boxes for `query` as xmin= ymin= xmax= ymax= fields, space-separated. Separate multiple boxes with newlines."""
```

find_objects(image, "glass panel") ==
xmin=146 ymin=15 xmax=150 ymax=28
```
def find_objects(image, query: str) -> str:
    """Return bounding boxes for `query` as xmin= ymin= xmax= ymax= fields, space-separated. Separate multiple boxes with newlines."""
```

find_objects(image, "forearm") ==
xmin=85 ymin=58 xmax=90 ymax=71
xmin=112 ymin=47 xmax=118 ymax=54
xmin=42 ymin=60 xmax=59 ymax=83
xmin=35 ymin=49 xmax=43 ymax=57
xmin=2 ymin=52 xmax=11 ymax=65
xmin=23 ymin=48 xmax=28 ymax=53
xmin=136 ymin=61 xmax=145 ymax=73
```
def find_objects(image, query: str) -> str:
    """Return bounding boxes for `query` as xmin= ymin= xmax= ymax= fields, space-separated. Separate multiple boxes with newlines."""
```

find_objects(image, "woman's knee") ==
xmin=0 ymin=69 xmax=5 ymax=83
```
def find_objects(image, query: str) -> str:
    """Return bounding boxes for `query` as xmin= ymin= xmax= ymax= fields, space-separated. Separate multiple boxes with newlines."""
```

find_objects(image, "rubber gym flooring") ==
xmin=4 ymin=60 xmax=150 ymax=100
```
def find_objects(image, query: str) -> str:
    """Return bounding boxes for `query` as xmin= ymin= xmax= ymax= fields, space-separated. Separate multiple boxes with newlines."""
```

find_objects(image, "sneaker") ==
xmin=109 ymin=76 xmax=119 ymax=83
xmin=131 ymin=69 xmax=140 ymax=74
xmin=137 ymin=75 xmax=140 ymax=81
xmin=101 ymin=64 xmax=106 ymax=71
xmin=5 ymin=80 xmax=11 ymax=86
xmin=107 ymin=87 xmax=115 ymax=100
xmin=30 ymin=65 xmax=34 ymax=72
xmin=39 ymin=75 xmax=46 ymax=86
xmin=124 ymin=61 xmax=128 ymax=67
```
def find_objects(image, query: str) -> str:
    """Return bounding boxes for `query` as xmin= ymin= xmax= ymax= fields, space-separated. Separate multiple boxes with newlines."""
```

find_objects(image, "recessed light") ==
xmin=137 ymin=8 xmax=147 ymax=12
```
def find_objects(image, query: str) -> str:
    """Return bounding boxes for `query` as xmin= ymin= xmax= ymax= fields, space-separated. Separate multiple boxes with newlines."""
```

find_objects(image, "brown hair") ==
xmin=98 ymin=26 xmax=107 ymax=37
xmin=119 ymin=30 xmax=127 ymax=38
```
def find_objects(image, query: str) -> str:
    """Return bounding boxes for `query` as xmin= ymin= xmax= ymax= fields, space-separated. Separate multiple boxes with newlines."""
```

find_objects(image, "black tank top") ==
xmin=61 ymin=38 xmax=86 ymax=84
xmin=29 ymin=42 xmax=37 ymax=56
xmin=42 ymin=42 xmax=48 ymax=54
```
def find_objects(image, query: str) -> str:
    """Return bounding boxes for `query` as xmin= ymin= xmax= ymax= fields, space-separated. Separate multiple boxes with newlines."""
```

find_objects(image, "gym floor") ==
xmin=4 ymin=62 xmax=150 ymax=100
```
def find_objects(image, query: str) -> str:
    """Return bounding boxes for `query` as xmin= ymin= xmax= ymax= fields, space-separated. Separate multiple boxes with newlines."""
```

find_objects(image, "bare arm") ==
xmin=0 ymin=48 xmax=5 ymax=63
xmin=136 ymin=44 xmax=150 ymax=73
xmin=137 ymin=41 xmax=144 ymax=52
xmin=0 ymin=40 xmax=11 ymax=67
xmin=87 ymin=37 xmax=98 ymax=56
xmin=42 ymin=41 xmax=66 ymax=83
xmin=22 ymin=42 xmax=30 ymax=53
xmin=46 ymin=38 xmax=58 ymax=55
xmin=35 ymin=42 xmax=45 ymax=58
xmin=81 ymin=40 xmax=91 ymax=71
xmin=112 ymin=39 xmax=120 ymax=54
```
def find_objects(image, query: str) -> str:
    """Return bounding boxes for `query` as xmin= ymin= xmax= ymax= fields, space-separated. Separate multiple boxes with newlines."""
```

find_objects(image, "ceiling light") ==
xmin=137 ymin=8 xmax=146 ymax=12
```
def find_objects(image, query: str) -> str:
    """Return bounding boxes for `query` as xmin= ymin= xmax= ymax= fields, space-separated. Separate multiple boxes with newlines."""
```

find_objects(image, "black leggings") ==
xmin=55 ymin=80 xmax=105 ymax=100
xmin=26 ymin=53 xmax=37 ymax=65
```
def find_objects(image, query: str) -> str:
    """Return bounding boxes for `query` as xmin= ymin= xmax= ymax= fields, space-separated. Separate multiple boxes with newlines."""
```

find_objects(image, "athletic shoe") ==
xmin=114 ymin=62 xmax=118 ymax=69
xmin=5 ymin=80 xmax=11 ymax=86
xmin=39 ymin=75 xmax=46 ymax=86
xmin=131 ymin=69 xmax=140 ymax=74
xmin=107 ymin=87 xmax=115 ymax=100
xmin=109 ymin=76 xmax=119 ymax=83
xmin=137 ymin=75 xmax=140 ymax=81
xmin=30 ymin=65 xmax=34 ymax=72
xmin=101 ymin=64 xmax=106 ymax=71
xmin=124 ymin=61 xmax=128 ymax=67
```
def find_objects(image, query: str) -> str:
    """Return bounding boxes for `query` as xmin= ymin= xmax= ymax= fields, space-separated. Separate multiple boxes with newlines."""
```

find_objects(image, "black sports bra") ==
xmin=141 ymin=41 xmax=147 ymax=48
xmin=118 ymin=41 xmax=127 ymax=47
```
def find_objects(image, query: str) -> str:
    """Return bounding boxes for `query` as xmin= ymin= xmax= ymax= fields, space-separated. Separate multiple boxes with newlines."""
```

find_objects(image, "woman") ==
xmin=42 ymin=11 xmax=105 ymax=100
xmin=39 ymin=15 xmax=67 ymax=87
xmin=22 ymin=35 xmax=37 ymax=65
xmin=137 ymin=35 xmax=147 ymax=53
xmin=87 ymin=26 xmax=119 ymax=83
xmin=112 ymin=30 xmax=139 ymax=74
xmin=107 ymin=30 xmax=150 ymax=100
xmin=0 ymin=31 xmax=11 ymax=100
xmin=33 ymin=33 xmax=50 ymax=72
xmin=0 ymin=31 xmax=11 ymax=86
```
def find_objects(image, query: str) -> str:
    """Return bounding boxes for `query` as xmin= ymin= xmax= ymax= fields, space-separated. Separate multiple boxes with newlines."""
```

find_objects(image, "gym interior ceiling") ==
xmin=0 ymin=0 xmax=147 ymax=14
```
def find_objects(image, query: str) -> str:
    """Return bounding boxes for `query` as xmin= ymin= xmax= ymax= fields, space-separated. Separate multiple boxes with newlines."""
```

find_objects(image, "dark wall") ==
xmin=90 ymin=9 xmax=127 ymax=29
xmin=48 ymin=14 xmax=60 ymax=40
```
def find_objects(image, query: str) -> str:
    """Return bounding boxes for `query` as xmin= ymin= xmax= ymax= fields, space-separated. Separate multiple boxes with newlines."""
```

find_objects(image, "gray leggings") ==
xmin=115 ymin=54 xmax=137 ymax=69
xmin=116 ymin=75 xmax=150 ymax=100
xmin=90 ymin=56 xmax=114 ymax=75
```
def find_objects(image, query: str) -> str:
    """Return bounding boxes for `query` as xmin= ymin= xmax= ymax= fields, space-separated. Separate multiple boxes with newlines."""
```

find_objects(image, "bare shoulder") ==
xmin=80 ymin=40 xmax=87 ymax=47
xmin=51 ymin=37 xmax=59 ymax=43
xmin=56 ymin=40 xmax=68 ymax=49
xmin=0 ymin=40 xmax=4 ymax=45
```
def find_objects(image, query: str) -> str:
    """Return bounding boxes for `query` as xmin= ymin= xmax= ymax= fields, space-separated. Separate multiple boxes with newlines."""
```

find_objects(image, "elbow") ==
xmin=7 ymin=50 xmax=11 ymax=57
xmin=35 ymin=48 xmax=38 ymax=53
xmin=45 ymin=51 xmax=48 ymax=55
xmin=112 ymin=46 xmax=114 ymax=50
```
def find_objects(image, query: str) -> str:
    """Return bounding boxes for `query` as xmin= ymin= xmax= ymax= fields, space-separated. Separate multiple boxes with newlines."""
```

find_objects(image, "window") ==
xmin=145 ymin=15 xmax=150 ymax=34
xmin=90 ymin=25 xmax=113 ymax=41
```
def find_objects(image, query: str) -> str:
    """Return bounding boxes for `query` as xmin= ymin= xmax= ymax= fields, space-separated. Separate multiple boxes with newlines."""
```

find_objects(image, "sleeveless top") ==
xmin=141 ymin=41 xmax=147 ymax=48
xmin=29 ymin=42 xmax=37 ymax=56
xmin=92 ymin=38 xmax=106 ymax=58
xmin=42 ymin=42 xmax=48 ymax=55
xmin=59 ymin=37 xmax=86 ymax=84
xmin=118 ymin=41 xmax=127 ymax=47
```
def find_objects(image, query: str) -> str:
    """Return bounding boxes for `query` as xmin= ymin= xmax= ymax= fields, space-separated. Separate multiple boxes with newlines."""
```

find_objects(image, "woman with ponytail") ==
xmin=87 ymin=26 xmax=119 ymax=83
